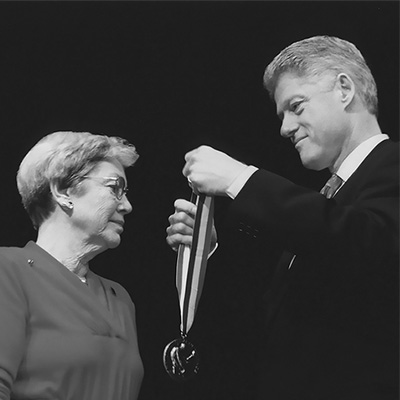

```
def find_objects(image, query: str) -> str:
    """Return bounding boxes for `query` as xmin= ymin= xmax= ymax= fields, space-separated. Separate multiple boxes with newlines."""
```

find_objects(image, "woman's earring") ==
xmin=62 ymin=201 xmax=74 ymax=210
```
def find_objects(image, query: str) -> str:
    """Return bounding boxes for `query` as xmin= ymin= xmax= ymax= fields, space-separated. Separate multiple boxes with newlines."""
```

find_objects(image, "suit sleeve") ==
xmin=0 ymin=253 xmax=29 ymax=399
xmin=228 ymin=147 xmax=399 ymax=263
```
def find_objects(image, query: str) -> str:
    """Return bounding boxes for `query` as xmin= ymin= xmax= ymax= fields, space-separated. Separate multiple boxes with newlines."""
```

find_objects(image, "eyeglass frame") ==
xmin=81 ymin=175 xmax=129 ymax=200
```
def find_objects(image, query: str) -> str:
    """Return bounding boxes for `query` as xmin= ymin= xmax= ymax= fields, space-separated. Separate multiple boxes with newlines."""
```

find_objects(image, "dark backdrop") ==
xmin=0 ymin=2 xmax=398 ymax=399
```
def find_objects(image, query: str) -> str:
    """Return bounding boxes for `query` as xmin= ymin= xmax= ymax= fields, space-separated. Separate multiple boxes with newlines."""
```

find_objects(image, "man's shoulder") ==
xmin=348 ymin=139 xmax=399 ymax=194
xmin=375 ymin=138 xmax=399 ymax=154
xmin=363 ymin=139 xmax=399 ymax=168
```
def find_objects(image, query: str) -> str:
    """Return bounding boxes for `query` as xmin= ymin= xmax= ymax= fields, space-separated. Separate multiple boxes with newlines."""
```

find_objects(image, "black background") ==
xmin=0 ymin=2 xmax=398 ymax=399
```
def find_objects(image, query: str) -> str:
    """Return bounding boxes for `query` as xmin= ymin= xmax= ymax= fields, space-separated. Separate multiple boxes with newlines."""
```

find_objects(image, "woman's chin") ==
xmin=105 ymin=233 xmax=122 ymax=249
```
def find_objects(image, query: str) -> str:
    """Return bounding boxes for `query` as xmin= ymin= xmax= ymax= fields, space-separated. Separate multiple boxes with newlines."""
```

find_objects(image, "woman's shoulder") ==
xmin=0 ymin=244 xmax=35 ymax=291
xmin=0 ymin=245 xmax=29 ymax=266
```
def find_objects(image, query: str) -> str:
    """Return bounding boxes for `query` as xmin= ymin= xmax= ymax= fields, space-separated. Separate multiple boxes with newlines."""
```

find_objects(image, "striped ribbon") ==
xmin=176 ymin=192 xmax=214 ymax=336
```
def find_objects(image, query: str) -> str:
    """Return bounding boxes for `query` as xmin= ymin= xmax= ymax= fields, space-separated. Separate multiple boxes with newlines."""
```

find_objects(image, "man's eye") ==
xmin=291 ymin=101 xmax=304 ymax=114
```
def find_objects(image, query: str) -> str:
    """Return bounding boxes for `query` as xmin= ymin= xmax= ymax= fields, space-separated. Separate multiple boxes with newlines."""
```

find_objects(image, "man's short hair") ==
xmin=263 ymin=35 xmax=378 ymax=115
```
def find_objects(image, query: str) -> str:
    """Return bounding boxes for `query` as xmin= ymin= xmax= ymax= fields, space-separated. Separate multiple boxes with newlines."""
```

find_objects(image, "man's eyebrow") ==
xmin=277 ymin=95 xmax=307 ymax=118
xmin=276 ymin=98 xmax=292 ymax=120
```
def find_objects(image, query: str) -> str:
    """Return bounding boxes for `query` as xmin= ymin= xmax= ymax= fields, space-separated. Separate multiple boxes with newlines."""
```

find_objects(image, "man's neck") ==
xmin=331 ymin=112 xmax=382 ymax=172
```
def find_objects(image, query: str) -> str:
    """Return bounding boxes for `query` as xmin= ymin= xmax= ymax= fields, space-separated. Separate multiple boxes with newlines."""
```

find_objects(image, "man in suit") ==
xmin=166 ymin=36 xmax=399 ymax=399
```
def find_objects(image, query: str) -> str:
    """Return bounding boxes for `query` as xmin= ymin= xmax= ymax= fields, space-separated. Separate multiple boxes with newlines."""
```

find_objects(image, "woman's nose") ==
xmin=119 ymin=195 xmax=133 ymax=215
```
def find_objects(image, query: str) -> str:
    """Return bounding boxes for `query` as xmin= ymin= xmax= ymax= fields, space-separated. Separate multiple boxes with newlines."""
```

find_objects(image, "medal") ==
xmin=163 ymin=335 xmax=200 ymax=381
xmin=163 ymin=192 xmax=214 ymax=381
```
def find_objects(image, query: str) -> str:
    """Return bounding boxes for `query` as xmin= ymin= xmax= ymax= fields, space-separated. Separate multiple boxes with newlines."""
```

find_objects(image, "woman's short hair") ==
xmin=17 ymin=131 xmax=139 ymax=228
xmin=263 ymin=35 xmax=378 ymax=115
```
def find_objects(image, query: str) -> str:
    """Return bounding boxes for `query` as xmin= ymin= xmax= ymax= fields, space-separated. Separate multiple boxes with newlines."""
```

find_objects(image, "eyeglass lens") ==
xmin=114 ymin=177 xmax=127 ymax=199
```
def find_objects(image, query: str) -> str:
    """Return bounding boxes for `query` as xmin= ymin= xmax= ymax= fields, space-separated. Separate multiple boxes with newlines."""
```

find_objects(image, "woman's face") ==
xmin=69 ymin=159 xmax=133 ymax=253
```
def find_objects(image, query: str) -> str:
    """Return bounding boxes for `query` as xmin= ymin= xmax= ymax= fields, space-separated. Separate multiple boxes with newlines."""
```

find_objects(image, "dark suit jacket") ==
xmin=0 ymin=241 xmax=143 ymax=400
xmin=228 ymin=140 xmax=399 ymax=400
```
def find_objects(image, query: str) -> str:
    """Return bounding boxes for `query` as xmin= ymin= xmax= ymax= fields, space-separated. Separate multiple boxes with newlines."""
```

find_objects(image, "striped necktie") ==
xmin=320 ymin=174 xmax=343 ymax=199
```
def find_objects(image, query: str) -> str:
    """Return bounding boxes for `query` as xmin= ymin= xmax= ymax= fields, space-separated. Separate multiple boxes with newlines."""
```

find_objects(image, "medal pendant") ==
xmin=163 ymin=337 xmax=200 ymax=381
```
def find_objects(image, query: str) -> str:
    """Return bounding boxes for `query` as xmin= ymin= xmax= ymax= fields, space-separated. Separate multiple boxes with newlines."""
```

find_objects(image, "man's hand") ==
xmin=166 ymin=198 xmax=217 ymax=252
xmin=183 ymin=145 xmax=247 ymax=196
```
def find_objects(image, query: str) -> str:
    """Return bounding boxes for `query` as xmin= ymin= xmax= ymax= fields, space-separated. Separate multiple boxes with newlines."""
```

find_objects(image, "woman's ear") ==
xmin=336 ymin=73 xmax=356 ymax=109
xmin=50 ymin=180 xmax=74 ymax=210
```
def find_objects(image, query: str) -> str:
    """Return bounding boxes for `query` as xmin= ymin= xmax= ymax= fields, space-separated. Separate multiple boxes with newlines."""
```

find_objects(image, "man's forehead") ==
xmin=275 ymin=73 xmax=332 ymax=102
xmin=274 ymin=74 xmax=306 ymax=111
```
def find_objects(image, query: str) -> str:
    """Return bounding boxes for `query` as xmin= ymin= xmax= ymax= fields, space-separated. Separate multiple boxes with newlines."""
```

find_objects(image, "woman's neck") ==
xmin=36 ymin=220 xmax=102 ymax=278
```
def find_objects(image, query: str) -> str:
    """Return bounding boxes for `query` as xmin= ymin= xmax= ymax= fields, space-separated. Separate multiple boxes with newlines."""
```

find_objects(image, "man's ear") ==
xmin=336 ymin=73 xmax=356 ymax=109
xmin=50 ymin=180 xmax=74 ymax=210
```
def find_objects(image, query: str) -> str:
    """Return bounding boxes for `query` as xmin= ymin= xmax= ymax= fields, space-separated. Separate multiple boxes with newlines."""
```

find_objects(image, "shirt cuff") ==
xmin=226 ymin=165 xmax=259 ymax=199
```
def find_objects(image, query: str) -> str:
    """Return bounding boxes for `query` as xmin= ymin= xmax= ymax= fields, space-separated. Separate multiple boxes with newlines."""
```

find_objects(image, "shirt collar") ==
xmin=336 ymin=134 xmax=389 ymax=182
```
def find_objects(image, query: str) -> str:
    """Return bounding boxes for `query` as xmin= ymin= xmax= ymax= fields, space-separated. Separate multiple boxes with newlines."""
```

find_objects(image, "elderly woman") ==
xmin=0 ymin=131 xmax=143 ymax=399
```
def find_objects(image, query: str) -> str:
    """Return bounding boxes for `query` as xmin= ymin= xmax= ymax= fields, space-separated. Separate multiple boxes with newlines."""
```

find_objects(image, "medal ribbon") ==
xmin=176 ymin=192 xmax=214 ymax=336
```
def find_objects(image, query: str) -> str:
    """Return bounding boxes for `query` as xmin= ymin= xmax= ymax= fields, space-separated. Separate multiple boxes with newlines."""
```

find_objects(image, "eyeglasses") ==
xmin=82 ymin=176 xmax=129 ymax=200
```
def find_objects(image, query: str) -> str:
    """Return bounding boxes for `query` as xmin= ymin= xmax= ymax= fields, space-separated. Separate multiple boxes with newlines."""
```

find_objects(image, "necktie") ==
xmin=320 ymin=174 xmax=343 ymax=199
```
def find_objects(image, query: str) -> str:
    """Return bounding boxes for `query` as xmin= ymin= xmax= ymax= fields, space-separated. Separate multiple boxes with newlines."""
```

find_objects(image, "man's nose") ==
xmin=280 ymin=114 xmax=299 ymax=139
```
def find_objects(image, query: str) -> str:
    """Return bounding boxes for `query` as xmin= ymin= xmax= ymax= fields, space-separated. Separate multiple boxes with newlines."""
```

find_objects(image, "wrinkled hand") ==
xmin=183 ymin=145 xmax=247 ymax=196
xmin=166 ymin=199 xmax=217 ymax=252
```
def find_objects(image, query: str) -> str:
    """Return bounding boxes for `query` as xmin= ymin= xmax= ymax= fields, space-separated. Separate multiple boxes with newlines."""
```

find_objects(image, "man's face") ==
xmin=274 ymin=72 xmax=350 ymax=171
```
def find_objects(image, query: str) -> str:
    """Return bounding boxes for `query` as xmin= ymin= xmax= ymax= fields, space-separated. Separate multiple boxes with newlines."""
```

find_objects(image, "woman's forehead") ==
xmin=90 ymin=159 xmax=126 ymax=177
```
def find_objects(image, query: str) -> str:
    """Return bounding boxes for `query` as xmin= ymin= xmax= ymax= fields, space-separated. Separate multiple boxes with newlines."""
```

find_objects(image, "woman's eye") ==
xmin=106 ymin=184 xmax=118 ymax=195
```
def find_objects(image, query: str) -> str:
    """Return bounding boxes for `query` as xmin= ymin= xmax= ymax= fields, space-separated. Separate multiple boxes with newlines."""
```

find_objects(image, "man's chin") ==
xmin=300 ymin=154 xmax=326 ymax=171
